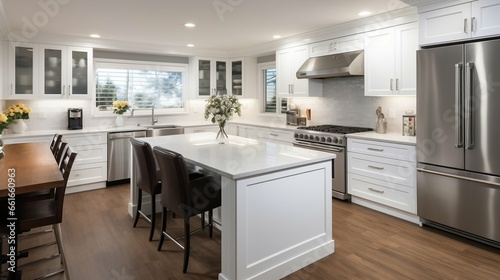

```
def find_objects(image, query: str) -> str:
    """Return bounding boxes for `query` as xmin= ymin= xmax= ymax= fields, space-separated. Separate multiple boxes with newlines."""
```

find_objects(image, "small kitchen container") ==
xmin=402 ymin=115 xmax=415 ymax=136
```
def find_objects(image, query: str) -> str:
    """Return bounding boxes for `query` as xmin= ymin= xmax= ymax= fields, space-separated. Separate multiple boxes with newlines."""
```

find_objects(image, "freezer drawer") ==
xmin=417 ymin=165 xmax=500 ymax=245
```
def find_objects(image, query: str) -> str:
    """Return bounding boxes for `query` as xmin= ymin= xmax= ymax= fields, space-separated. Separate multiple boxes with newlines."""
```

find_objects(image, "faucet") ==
xmin=151 ymin=106 xmax=158 ymax=125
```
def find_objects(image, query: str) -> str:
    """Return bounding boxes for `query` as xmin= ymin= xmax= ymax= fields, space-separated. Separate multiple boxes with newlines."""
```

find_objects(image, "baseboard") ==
xmin=351 ymin=196 xmax=421 ymax=225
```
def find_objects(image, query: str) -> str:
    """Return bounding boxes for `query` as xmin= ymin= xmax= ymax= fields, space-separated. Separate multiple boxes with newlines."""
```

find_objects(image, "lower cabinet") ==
xmin=62 ymin=132 xmax=107 ymax=193
xmin=347 ymin=138 xmax=419 ymax=223
xmin=237 ymin=125 xmax=294 ymax=145
xmin=184 ymin=124 xmax=237 ymax=136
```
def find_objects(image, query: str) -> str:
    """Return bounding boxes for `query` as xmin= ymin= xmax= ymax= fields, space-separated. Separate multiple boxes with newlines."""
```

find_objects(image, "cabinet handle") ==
xmin=464 ymin=18 xmax=468 ymax=34
xmin=368 ymin=165 xmax=385 ymax=170
xmin=270 ymin=133 xmax=279 ymax=137
xmin=63 ymin=85 xmax=66 ymax=95
xmin=10 ymin=84 xmax=13 ymax=95
xmin=367 ymin=147 xmax=384 ymax=152
xmin=390 ymin=79 xmax=393 ymax=91
xmin=291 ymin=84 xmax=294 ymax=94
xmin=471 ymin=17 xmax=476 ymax=33
xmin=68 ymin=85 xmax=71 ymax=95
xmin=369 ymin=188 xmax=385 ymax=194
xmin=330 ymin=43 xmax=334 ymax=52
xmin=396 ymin=79 xmax=399 ymax=91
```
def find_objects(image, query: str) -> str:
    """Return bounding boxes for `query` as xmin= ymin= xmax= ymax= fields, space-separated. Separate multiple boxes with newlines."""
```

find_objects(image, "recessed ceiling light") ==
xmin=90 ymin=34 xmax=101 ymax=38
xmin=273 ymin=35 xmax=281 ymax=39
xmin=187 ymin=44 xmax=194 ymax=47
xmin=184 ymin=23 xmax=196 ymax=28
xmin=358 ymin=11 xmax=372 ymax=17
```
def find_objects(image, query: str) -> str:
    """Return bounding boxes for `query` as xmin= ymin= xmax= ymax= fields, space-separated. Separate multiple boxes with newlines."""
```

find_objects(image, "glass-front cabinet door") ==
xmin=41 ymin=45 xmax=65 ymax=97
xmin=215 ymin=61 xmax=227 ymax=95
xmin=198 ymin=60 xmax=211 ymax=96
xmin=8 ymin=43 xmax=39 ymax=98
xmin=68 ymin=47 xmax=92 ymax=97
xmin=231 ymin=60 xmax=242 ymax=96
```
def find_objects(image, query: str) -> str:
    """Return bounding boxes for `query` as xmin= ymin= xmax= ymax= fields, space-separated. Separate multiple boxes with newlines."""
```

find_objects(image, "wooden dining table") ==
xmin=0 ymin=142 xmax=64 ymax=197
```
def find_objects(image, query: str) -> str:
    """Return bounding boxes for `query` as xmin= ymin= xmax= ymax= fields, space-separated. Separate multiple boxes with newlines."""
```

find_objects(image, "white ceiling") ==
xmin=2 ymin=0 xmax=411 ymax=53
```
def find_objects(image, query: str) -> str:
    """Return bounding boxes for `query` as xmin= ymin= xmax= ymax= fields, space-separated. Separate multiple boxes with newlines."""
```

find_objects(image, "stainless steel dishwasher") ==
xmin=107 ymin=130 xmax=147 ymax=184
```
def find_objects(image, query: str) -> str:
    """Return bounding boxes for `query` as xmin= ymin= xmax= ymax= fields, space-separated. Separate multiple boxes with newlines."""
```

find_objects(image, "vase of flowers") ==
xmin=4 ymin=103 xmax=31 ymax=134
xmin=0 ymin=113 xmax=8 ymax=159
xmin=113 ymin=101 xmax=130 ymax=127
xmin=204 ymin=95 xmax=242 ymax=144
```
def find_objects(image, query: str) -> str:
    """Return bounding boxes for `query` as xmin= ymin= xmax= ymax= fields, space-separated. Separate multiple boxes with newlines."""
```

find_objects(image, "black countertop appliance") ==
xmin=68 ymin=108 xmax=83 ymax=130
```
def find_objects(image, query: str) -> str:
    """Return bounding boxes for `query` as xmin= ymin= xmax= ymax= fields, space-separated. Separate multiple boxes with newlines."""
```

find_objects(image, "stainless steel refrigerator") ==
xmin=417 ymin=38 xmax=500 ymax=247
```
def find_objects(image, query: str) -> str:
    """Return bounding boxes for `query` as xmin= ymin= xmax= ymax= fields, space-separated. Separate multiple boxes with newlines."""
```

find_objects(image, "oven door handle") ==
xmin=293 ymin=141 xmax=344 ymax=153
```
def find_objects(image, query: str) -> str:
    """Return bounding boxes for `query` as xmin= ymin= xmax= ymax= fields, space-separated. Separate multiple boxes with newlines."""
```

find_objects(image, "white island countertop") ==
xmin=141 ymin=132 xmax=335 ymax=180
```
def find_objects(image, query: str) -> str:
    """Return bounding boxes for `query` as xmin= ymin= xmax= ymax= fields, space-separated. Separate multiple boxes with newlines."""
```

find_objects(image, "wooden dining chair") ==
xmin=12 ymin=146 xmax=77 ymax=279
xmin=50 ymin=134 xmax=63 ymax=156
xmin=153 ymin=146 xmax=221 ymax=273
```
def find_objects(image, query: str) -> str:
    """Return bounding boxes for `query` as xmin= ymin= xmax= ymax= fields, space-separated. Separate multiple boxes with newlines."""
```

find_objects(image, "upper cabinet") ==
xmin=276 ymin=45 xmax=322 ymax=97
xmin=8 ymin=42 xmax=39 ymax=99
xmin=309 ymin=34 xmax=364 ymax=57
xmin=190 ymin=57 xmax=228 ymax=97
xmin=364 ymin=22 xmax=418 ymax=96
xmin=229 ymin=57 xmax=257 ymax=98
xmin=419 ymin=0 xmax=500 ymax=46
xmin=6 ymin=42 xmax=92 ymax=100
xmin=40 ymin=45 xmax=93 ymax=99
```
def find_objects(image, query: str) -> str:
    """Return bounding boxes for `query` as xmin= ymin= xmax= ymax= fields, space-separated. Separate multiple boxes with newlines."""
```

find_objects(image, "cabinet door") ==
xmin=290 ymin=45 xmax=309 ymax=96
xmin=68 ymin=47 xmax=92 ymax=98
xmin=8 ymin=43 xmax=39 ymax=98
xmin=309 ymin=40 xmax=334 ymax=57
xmin=198 ymin=59 xmax=212 ymax=96
xmin=276 ymin=48 xmax=293 ymax=95
xmin=395 ymin=23 xmax=418 ymax=95
xmin=230 ymin=60 xmax=243 ymax=96
xmin=364 ymin=27 xmax=396 ymax=96
xmin=418 ymin=3 xmax=471 ymax=46
xmin=215 ymin=60 xmax=227 ymax=95
xmin=40 ymin=44 xmax=66 ymax=98
xmin=472 ymin=0 xmax=500 ymax=38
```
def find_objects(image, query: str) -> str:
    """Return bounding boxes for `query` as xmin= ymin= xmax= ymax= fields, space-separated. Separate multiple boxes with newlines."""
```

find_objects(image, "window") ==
xmin=94 ymin=59 xmax=188 ymax=114
xmin=259 ymin=62 xmax=286 ymax=113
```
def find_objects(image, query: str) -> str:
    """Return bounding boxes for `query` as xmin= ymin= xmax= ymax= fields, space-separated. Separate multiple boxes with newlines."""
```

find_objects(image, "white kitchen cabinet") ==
xmin=347 ymin=138 xmax=418 ymax=222
xmin=39 ymin=44 xmax=93 ymax=99
xmin=229 ymin=57 xmax=257 ymax=98
xmin=237 ymin=125 xmax=294 ymax=145
xmin=309 ymin=34 xmax=364 ymax=57
xmin=419 ymin=0 xmax=500 ymax=46
xmin=364 ymin=22 xmax=418 ymax=96
xmin=190 ymin=57 xmax=228 ymax=97
xmin=6 ymin=42 xmax=92 ymax=100
xmin=7 ymin=42 xmax=39 ymax=99
xmin=64 ymin=132 xmax=107 ymax=193
xmin=276 ymin=45 xmax=322 ymax=97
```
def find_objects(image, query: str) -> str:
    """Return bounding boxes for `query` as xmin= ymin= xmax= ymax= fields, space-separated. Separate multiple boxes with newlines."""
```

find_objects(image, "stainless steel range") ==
xmin=293 ymin=125 xmax=372 ymax=200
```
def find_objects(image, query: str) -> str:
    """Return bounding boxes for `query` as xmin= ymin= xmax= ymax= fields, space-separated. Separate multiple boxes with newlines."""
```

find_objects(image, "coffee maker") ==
xmin=67 ymin=108 xmax=83 ymax=130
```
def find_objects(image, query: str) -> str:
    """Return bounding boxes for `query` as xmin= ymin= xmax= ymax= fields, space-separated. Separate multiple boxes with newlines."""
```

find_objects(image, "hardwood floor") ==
xmin=3 ymin=184 xmax=499 ymax=279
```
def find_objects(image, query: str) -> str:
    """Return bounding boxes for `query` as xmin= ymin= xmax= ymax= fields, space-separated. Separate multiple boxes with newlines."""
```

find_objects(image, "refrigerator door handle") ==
xmin=455 ymin=63 xmax=464 ymax=148
xmin=417 ymin=167 xmax=500 ymax=188
xmin=465 ymin=62 xmax=474 ymax=150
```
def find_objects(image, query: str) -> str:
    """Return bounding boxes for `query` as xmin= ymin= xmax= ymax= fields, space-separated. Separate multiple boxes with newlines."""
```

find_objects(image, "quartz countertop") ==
xmin=346 ymin=131 xmax=416 ymax=145
xmin=141 ymin=132 xmax=335 ymax=180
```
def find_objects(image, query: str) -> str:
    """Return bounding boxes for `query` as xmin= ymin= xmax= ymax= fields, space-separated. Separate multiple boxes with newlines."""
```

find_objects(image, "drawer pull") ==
xmin=368 ymin=165 xmax=384 ymax=170
xmin=270 ymin=133 xmax=279 ymax=137
xmin=368 ymin=187 xmax=384 ymax=194
xmin=367 ymin=147 xmax=384 ymax=152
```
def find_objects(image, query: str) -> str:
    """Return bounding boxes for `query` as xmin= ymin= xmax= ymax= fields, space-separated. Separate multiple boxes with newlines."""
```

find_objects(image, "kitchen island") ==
xmin=137 ymin=132 xmax=335 ymax=280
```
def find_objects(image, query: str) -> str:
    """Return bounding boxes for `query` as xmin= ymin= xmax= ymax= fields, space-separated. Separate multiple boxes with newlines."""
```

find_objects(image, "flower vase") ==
xmin=216 ymin=124 xmax=228 ymax=144
xmin=115 ymin=115 xmax=124 ymax=127
xmin=10 ymin=119 xmax=28 ymax=134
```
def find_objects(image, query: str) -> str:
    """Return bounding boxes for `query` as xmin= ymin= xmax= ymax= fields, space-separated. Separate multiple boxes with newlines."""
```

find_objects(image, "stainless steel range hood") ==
xmin=296 ymin=50 xmax=364 ymax=79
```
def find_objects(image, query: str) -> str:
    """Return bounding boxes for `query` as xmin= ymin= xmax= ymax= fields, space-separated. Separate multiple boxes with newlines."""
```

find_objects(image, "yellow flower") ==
xmin=0 ymin=113 xmax=7 ymax=123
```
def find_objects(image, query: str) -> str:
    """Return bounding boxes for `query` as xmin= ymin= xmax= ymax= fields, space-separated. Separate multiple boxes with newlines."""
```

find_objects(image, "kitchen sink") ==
xmin=144 ymin=124 xmax=184 ymax=137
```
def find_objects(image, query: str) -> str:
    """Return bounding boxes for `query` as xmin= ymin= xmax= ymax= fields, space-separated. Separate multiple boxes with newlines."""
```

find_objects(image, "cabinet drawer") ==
xmin=67 ymin=162 xmax=107 ymax=187
xmin=348 ymin=173 xmax=416 ymax=213
xmin=72 ymin=143 xmax=107 ymax=165
xmin=64 ymin=133 xmax=107 ymax=146
xmin=348 ymin=153 xmax=416 ymax=188
xmin=257 ymin=129 xmax=293 ymax=144
xmin=348 ymin=138 xmax=415 ymax=161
